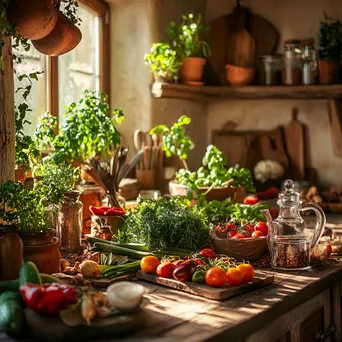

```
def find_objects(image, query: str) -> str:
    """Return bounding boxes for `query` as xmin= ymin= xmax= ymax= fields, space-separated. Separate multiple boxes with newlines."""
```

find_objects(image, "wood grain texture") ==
xmin=0 ymin=36 xmax=15 ymax=187
xmin=328 ymin=99 xmax=342 ymax=158
xmin=151 ymin=83 xmax=342 ymax=101
xmin=136 ymin=270 xmax=274 ymax=301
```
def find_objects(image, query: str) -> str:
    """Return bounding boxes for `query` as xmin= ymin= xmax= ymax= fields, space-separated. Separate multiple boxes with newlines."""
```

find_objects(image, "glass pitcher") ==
xmin=262 ymin=179 xmax=326 ymax=270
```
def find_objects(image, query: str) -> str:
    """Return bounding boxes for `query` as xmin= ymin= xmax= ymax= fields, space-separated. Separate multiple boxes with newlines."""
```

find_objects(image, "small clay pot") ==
xmin=225 ymin=64 xmax=255 ymax=86
xmin=180 ymin=57 xmax=206 ymax=83
xmin=318 ymin=58 xmax=341 ymax=84
xmin=32 ymin=11 xmax=82 ymax=57
xmin=19 ymin=228 xmax=61 ymax=274
xmin=7 ymin=0 xmax=58 ymax=40
xmin=15 ymin=168 xmax=25 ymax=184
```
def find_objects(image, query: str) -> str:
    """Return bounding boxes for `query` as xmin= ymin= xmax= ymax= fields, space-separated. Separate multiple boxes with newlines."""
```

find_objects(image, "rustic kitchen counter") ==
xmin=1 ymin=262 xmax=342 ymax=342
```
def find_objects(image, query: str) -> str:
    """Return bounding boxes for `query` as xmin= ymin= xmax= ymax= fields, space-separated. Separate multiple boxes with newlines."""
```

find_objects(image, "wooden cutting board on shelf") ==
xmin=207 ymin=0 xmax=278 ymax=84
xmin=283 ymin=108 xmax=306 ymax=180
xmin=136 ymin=270 xmax=274 ymax=301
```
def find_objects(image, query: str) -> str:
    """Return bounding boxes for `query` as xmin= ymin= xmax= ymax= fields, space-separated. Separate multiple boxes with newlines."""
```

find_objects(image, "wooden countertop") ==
xmin=2 ymin=262 xmax=342 ymax=342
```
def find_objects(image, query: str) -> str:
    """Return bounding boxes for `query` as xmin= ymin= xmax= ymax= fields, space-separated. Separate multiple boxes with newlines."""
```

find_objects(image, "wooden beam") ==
xmin=0 ymin=36 xmax=15 ymax=187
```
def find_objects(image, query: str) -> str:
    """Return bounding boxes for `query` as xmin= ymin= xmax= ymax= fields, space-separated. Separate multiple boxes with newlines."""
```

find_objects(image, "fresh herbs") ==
xmin=167 ymin=13 xmax=211 ymax=58
xmin=116 ymin=198 xmax=209 ymax=251
xmin=34 ymin=112 xmax=58 ymax=150
xmin=60 ymin=0 xmax=82 ymax=26
xmin=150 ymin=115 xmax=194 ymax=170
xmin=144 ymin=43 xmax=182 ymax=83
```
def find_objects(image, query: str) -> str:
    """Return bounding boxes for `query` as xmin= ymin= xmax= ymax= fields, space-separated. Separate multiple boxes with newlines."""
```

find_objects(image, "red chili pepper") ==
xmin=106 ymin=207 xmax=126 ymax=216
xmin=243 ymin=196 xmax=259 ymax=205
xmin=20 ymin=283 xmax=78 ymax=316
xmin=257 ymin=187 xmax=279 ymax=200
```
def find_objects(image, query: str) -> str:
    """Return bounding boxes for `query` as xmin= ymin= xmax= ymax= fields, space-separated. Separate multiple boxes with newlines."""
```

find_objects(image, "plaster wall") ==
xmin=205 ymin=0 xmax=342 ymax=186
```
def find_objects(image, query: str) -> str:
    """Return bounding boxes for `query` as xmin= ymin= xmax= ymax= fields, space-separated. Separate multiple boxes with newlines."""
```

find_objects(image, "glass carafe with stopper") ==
xmin=262 ymin=179 xmax=326 ymax=270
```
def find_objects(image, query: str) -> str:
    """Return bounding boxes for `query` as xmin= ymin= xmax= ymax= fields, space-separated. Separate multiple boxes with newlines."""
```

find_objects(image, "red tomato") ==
xmin=252 ymin=230 xmax=264 ymax=238
xmin=193 ymin=258 xmax=205 ymax=266
xmin=228 ymin=231 xmax=237 ymax=238
xmin=243 ymin=196 xmax=259 ymax=205
xmin=156 ymin=262 xmax=176 ymax=278
xmin=226 ymin=268 xmax=244 ymax=285
xmin=173 ymin=260 xmax=183 ymax=267
xmin=199 ymin=248 xmax=216 ymax=259
xmin=254 ymin=222 xmax=268 ymax=235
xmin=205 ymin=267 xmax=226 ymax=287
xmin=244 ymin=224 xmax=254 ymax=236
xmin=234 ymin=233 xmax=248 ymax=239
xmin=325 ymin=245 xmax=332 ymax=256
xmin=237 ymin=264 xmax=255 ymax=281
xmin=226 ymin=223 xmax=238 ymax=231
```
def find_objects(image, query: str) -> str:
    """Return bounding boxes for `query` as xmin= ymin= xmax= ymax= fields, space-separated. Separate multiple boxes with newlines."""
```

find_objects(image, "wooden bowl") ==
xmin=211 ymin=236 xmax=267 ymax=261
xmin=225 ymin=64 xmax=255 ymax=86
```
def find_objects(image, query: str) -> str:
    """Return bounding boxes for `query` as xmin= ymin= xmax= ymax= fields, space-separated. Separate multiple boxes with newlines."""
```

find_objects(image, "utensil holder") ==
xmin=136 ymin=169 xmax=155 ymax=190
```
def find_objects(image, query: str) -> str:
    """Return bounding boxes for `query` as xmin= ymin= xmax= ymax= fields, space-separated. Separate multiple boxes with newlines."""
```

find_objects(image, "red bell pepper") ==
xmin=20 ymin=283 xmax=78 ymax=316
xmin=106 ymin=207 xmax=126 ymax=216
xmin=89 ymin=205 xmax=126 ymax=216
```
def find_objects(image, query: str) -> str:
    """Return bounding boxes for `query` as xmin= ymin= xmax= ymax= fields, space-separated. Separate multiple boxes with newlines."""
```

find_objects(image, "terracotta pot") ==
xmin=180 ymin=57 xmax=206 ymax=83
xmin=168 ymin=180 xmax=246 ymax=203
xmin=32 ymin=11 xmax=82 ymax=57
xmin=7 ymin=0 xmax=58 ymax=40
xmin=211 ymin=236 xmax=267 ymax=261
xmin=318 ymin=59 xmax=341 ymax=84
xmin=225 ymin=64 xmax=255 ymax=86
xmin=15 ymin=168 xmax=25 ymax=184
xmin=136 ymin=169 xmax=156 ymax=190
xmin=19 ymin=229 xmax=61 ymax=274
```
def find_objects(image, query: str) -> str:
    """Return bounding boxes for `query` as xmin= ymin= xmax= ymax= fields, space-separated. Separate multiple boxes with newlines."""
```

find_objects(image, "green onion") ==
xmin=94 ymin=242 xmax=154 ymax=259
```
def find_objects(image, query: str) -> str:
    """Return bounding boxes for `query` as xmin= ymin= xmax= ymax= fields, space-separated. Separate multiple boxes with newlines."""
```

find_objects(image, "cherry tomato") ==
xmin=252 ymin=230 xmax=264 ymax=238
xmin=193 ymin=258 xmax=205 ymax=266
xmin=226 ymin=223 xmax=238 ymax=231
xmin=199 ymin=248 xmax=216 ymax=259
xmin=156 ymin=262 xmax=176 ymax=278
xmin=226 ymin=268 xmax=244 ymax=285
xmin=173 ymin=260 xmax=183 ymax=267
xmin=234 ymin=233 xmax=248 ymax=239
xmin=325 ymin=245 xmax=332 ymax=256
xmin=228 ymin=231 xmax=237 ymax=238
xmin=140 ymin=256 xmax=160 ymax=273
xmin=205 ymin=267 xmax=226 ymax=287
xmin=244 ymin=224 xmax=254 ymax=236
xmin=237 ymin=264 xmax=255 ymax=281
xmin=243 ymin=196 xmax=259 ymax=205
xmin=254 ymin=221 xmax=268 ymax=235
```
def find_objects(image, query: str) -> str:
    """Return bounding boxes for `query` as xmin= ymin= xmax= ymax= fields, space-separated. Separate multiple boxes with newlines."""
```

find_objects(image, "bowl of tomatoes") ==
xmin=210 ymin=221 xmax=268 ymax=261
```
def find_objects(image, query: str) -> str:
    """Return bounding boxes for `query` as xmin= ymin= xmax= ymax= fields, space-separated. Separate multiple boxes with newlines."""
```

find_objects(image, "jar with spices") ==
xmin=259 ymin=55 xmax=282 ymax=85
xmin=0 ymin=225 xmax=23 ymax=280
xmin=282 ymin=40 xmax=303 ymax=85
xmin=58 ymin=190 xmax=83 ymax=253
xmin=302 ymin=38 xmax=317 ymax=85
xmin=77 ymin=181 xmax=102 ymax=235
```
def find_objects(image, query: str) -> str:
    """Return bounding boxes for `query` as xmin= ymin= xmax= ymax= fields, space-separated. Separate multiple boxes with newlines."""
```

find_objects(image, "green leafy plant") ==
xmin=34 ymin=162 xmax=80 ymax=206
xmin=34 ymin=112 xmax=58 ymax=150
xmin=318 ymin=13 xmax=342 ymax=59
xmin=60 ymin=0 xmax=82 ymax=26
xmin=0 ymin=181 xmax=49 ymax=232
xmin=50 ymin=90 xmax=124 ymax=164
xmin=144 ymin=42 xmax=182 ymax=83
xmin=150 ymin=115 xmax=194 ymax=170
xmin=167 ymin=13 xmax=211 ymax=58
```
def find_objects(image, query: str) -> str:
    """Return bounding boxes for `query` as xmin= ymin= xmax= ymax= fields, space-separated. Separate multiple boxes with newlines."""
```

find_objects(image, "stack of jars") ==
xmin=259 ymin=38 xmax=317 ymax=85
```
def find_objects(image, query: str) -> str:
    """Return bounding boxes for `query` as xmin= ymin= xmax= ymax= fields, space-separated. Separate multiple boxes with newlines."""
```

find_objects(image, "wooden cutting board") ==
xmin=136 ymin=271 xmax=274 ymax=301
xmin=207 ymin=1 xmax=278 ymax=84
xmin=284 ymin=108 xmax=305 ymax=180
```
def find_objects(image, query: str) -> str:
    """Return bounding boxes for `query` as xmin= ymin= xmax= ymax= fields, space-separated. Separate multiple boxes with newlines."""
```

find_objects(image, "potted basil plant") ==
xmin=167 ymin=13 xmax=211 ymax=85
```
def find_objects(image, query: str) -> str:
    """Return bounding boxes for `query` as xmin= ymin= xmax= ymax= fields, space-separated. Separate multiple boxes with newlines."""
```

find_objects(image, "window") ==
xmin=14 ymin=0 xmax=109 ymax=133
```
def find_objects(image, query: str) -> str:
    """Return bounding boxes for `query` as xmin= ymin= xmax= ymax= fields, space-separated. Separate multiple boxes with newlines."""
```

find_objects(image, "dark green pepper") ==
xmin=192 ymin=270 xmax=206 ymax=283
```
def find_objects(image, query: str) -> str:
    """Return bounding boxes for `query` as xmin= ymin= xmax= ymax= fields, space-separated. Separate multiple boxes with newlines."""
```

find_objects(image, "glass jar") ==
xmin=302 ymin=38 xmax=317 ymax=85
xmin=77 ymin=181 xmax=102 ymax=235
xmin=282 ymin=40 xmax=303 ymax=85
xmin=0 ymin=225 xmax=23 ymax=280
xmin=259 ymin=55 xmax=282 ymax=85
xmin=58 ymin=190 xmax=83 ymax=253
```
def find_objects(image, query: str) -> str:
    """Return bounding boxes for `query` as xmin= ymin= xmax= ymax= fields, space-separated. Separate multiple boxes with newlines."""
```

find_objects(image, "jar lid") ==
xmin=284 ymin=39 xmax=301 ymax=45
xmin=301 ymin=38 xmax=315 ymax=46
xmin=278 ymin=179 xmax=300 ymax=205
xmin=64 ymin=190 xmax=80 ymax=198
xmin=260 ymin=54 xmax=282 ymax=61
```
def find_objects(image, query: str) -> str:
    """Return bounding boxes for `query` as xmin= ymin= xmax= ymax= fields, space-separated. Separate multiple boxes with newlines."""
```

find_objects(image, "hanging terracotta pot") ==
xmin=180 ymin=57 xmax=206 ymax=84
xmin=32 ymin=11 xmax=82 ymax=57
xmin=7 ymin=0 xmax=58 ymax=40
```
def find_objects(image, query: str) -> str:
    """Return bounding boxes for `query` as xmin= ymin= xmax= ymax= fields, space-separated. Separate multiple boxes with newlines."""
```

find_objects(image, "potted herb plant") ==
xmin=144 ymin=42 xmax=182 ymax=83
xmin=167 ymin=13 xmax=211 ymax=84
xmin=317 ymin=13 xmax=342 ymax=84
xmin=150 ymin=116 xmax=254 ymax=202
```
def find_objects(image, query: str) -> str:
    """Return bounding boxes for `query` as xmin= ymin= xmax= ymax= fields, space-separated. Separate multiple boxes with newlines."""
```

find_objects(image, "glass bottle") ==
xmin=302 ymin=38 xmax=317 ymax=85
xmin=259 ymin=55 xmax=282 ymax=85
xmin=282 ymin=40 xmax=303 ymax=85
xmin=77 ymin=181 xmax=102 ymax=235
xmin=58 ymin=190 xmax=83 ymax=253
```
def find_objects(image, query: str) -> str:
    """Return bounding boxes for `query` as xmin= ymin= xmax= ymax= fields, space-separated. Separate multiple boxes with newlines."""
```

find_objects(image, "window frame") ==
xmin=47 ymin=0 xmax=110 ymax=119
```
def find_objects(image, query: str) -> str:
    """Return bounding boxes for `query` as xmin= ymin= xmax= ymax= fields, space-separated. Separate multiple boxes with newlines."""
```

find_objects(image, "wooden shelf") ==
xmin=151 ymin=83 xmax=342 ymax=101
